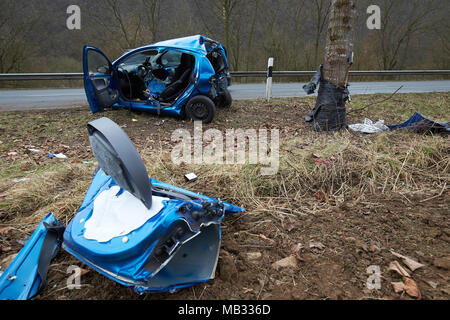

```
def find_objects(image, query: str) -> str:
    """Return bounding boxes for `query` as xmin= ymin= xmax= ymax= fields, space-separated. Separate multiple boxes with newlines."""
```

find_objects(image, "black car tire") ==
xmin=216 ymin=89 xmax=232 ymax=108
xmin=186 ymin=95 xmax=216 ymax=124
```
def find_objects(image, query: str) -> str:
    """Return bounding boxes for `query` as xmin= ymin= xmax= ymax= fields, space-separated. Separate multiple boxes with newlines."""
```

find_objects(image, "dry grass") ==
xmin=0 ymin=92 xmax=449 ymax=300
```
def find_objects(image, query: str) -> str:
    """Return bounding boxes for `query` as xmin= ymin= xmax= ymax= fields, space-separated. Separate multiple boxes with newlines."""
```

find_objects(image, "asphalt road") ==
xmin=0 ymin=80 xmax=449 ymax=111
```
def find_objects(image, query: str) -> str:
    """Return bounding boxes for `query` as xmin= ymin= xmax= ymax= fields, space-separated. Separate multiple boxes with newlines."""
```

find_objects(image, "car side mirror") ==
xmin=87 ymin=117 xmax=153 ymax=209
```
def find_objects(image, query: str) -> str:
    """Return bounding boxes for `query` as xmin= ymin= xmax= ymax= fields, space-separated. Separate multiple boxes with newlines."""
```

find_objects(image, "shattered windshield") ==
xmin=122 ymin=50 xmax=158 ymax=66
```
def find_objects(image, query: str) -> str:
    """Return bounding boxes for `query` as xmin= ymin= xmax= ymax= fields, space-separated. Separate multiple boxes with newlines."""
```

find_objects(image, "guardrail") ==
xmin=0 ymin=70 xmax=449 ymax=81
xmin=232 ymin=70 xmax=450 ymax=77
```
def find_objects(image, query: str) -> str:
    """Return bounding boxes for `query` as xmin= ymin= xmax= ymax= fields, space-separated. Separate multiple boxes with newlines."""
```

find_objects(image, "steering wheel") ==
xmin=136 ymin=65 xmax=148 ymax=79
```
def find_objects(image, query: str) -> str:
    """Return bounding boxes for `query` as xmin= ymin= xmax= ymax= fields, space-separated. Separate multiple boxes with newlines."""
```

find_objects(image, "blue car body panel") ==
xmin=63 ymin=169 xmax=244 ymax=293
xmin=0 ymin=213 xmax=62 ymax=300
xmin=83 ymin=35 xmax=230 ymax=116
xmin=83 ymin=46 xmax=116 ymax=114
xmin=387 ymin=112 xmax=450 ymax=133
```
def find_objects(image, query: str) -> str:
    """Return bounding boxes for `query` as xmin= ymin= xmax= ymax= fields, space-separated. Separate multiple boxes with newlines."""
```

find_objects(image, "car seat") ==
xmin=158 ymin=53 xmax=195 ymax=103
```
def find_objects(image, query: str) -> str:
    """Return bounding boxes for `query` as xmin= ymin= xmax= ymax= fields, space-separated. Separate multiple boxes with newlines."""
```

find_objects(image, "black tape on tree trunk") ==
xmin=303 ymin=65 xmax=349 ymax=132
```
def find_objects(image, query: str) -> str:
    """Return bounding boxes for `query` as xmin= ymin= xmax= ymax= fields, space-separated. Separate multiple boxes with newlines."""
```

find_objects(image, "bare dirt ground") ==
xmin=0 ymin=92 xmax=449 ymax=300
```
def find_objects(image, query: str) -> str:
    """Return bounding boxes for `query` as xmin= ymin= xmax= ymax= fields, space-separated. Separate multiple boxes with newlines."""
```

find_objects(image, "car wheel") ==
xmin=216 ymin=89 xmax=232 ymax=108
xmin=186 ymin=95 xmax=216 ymax=124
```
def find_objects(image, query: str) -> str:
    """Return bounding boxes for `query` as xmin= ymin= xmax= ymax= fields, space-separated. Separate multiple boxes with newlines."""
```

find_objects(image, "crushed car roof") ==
xmin=140 ymin=35 xmax=213 ymax=55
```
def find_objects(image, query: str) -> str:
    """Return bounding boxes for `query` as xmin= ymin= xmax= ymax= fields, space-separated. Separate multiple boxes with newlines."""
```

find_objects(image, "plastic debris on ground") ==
xmin=12 ymin=178 xmax=30 ymax=183
xmin=387 ymin=112 xmax=449 ymax=133
xmin=349 ymin=118 xmax=389 ymax=134
xmin=0 ymin=213 xmax=64 ymax=300
xmin=47 ymin=153 xmax=68 ymax=159
xmin=303 ymin=63 xmax=351 ymax=132
xmin=184 ymin=173 xmax=198 ymax=182
xmin=349 ymin=113 xmax=448 ymax=134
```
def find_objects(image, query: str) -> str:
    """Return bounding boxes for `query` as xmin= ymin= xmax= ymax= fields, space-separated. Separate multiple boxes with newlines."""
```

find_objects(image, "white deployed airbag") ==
xmin=83 ymin=186 xmax=168 ymax=242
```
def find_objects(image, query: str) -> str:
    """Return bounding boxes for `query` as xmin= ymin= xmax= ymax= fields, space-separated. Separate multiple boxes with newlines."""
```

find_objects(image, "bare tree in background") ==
xmin=434 ymin=20 xmax=450 ymax=69
xmin=312 ymin=0 xmax=332 ymax=68
xmin=142 ymin=0 xmax=162 ymax=42
xmin=104 ymin=0 xmax=142 ymax=48
xmin=193 ymin=0 xmax=240 ymax=50
xmin=87 ymin=0 xmax=163 ymax=55
xmin=290 ymin=0 xmax=306 ymax=69
xmin=0 ymin=0 xmax=448 ymax=76
xmin=0 ymin=1 xmax=42 ymax=73
xmin=192 ymin=0 xmax=246 ymax=70
xmin=376 ymin=0 xmax=440 ymax=70
xmin=245 ymin=0 xmax=260 ymax=71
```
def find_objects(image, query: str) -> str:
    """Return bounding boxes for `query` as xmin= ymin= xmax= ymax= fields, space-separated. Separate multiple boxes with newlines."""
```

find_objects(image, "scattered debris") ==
xmin=388 ymin=261 xmax=410 ymax=278
xmin=388 ymin=112 xmax=450 ymax=133
xmin=28 ymin=148 xmax=40 ymax=153
xmin=391 ymin=281 xmax=405 ymax=293
xmin=272 ymin=255 xmax=298 ymax=270
xmin=391 ymin=277 xmax=422 ymax=299
xmin=0 ymin=247 xmax=12 ymax=254
xmin=258 ymin=234 xmax=275 ymax=244
xmin=314 ymin=158 xmax=331 ymax=166
xmin=424 ymin=279 xmax=438 ymax=289
xmin=48 ymin=153 xmax=68 ymax=159
xmin=404 ymin=277 xmax=421 ymax=299
xmin=246 ymin=252 xmax=262 ymax=261
xmin=17 ymin=236 xmax=29 ymax=246
xmin=291 ymin=243 xmax=304 ymax=254
xmin=7 ymin=152 xmax=18 ymax=156
xmin=12 ymin=178 xmax=30 ymax=183
xmin=349 ymin=118 xmax=389 ymax=134
xmin=184 ymin=172 xmax=198 ymax=182
xmin=309 ymin=241 xmax=325 ymax=250
xmin=132 ymin=118 xmax=138 ymax=122
xmin=389 ymin=257 xmax=423 ymax=299
xmin=344 ymin=237 xmax=356 ymax=243
xmin=241 ymin=287 xmax=254 ymax=294
xmin=369 ymin=244 xmax=381 ymax=253
xmin=390 ymin=250 xmax=425 ymax=271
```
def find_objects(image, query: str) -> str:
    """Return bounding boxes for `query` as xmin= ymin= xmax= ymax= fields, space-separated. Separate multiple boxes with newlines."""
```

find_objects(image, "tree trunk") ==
xmin=322 ymin=0 xmax=356 ymax=87
xmin=304 ymin=0 xmax=355 ymax=132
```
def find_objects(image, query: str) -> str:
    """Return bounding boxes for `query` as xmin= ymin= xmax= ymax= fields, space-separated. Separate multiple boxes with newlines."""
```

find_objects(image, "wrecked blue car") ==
xmin=62 ymin=117 xmax=244 ymax=293
xmin=83 ymin=35 xmax=232 ymax=123
xmin=0 ymin=117 xmax=243 ymax=299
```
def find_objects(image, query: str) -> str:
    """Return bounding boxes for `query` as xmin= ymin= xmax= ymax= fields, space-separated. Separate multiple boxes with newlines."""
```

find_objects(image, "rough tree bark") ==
xmin=304 ymin=0 xmax=356 ymax=132
xmin=322 ymin=0 xmax=356 ymax=88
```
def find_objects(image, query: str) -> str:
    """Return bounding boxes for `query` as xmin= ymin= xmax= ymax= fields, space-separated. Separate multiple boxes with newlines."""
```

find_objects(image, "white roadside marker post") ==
xmin=266 ymin=57 xmax=274 ymax=102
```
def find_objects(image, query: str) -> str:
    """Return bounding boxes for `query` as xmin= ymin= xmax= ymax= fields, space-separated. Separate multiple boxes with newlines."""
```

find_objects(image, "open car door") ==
xmin=83 ymin=46 xmax=119 ymax=113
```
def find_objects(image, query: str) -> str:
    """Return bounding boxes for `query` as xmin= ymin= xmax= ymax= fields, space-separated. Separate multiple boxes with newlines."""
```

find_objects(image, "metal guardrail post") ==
xmin=266 ymin=58 xmax=274 ymax=102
